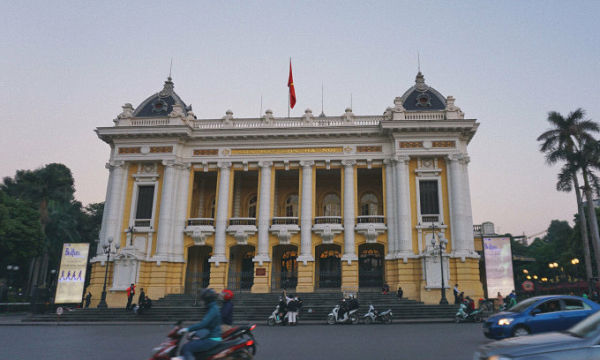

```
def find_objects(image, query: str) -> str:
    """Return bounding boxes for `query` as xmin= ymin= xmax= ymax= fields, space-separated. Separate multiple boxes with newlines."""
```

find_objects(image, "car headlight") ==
xmin=497 ymin=318 xmax=514 ymax=326
xmin=488 ymin=356 xmax=512 ymax=360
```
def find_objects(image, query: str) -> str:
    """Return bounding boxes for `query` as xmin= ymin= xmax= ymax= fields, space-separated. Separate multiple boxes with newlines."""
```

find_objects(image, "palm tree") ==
xmin=537 ymin=108 xmax=600 ymax=282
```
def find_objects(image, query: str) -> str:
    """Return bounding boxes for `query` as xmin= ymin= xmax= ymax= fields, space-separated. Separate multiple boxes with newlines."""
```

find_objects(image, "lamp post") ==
xmin=430 ymin=222 xmax=449 ymax=305
xmin=49 ymin=269 xmax=57 ymax=304
xmin=6 ymin=265 xmax=19 ymax=289
xmin=97 ymin=237 xmax=120 ymax=309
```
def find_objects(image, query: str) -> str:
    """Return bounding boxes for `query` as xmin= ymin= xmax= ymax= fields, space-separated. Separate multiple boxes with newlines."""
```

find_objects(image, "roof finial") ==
xmin=417 ymin=51 xmax=421 ymax=73
xmin=319 ymin=83 xmax=325 ymax=117
xmin=168 ymin=58 xmax=173 ymax=80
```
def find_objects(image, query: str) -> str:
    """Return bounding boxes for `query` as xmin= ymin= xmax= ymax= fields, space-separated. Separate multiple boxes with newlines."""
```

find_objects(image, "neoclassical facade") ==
xmin=88 ymin=72 xmax=483 ymax=306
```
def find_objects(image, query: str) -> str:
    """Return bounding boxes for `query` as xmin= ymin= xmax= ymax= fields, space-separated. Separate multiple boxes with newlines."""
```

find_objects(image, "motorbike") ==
xmin=267 ymin=304 xmax=299 ymax=326
xmin=362 ymin=304 xmax=393 ymax=324
xmin=327 ymin=304 xmax=359 ymax=325
xmin=149 ymin=321 xmax=256 ymax=360
xmin=221 ymin=324 xmax=257 ymax=355
xmin=455 ymin=302 xmax=484 ymax=323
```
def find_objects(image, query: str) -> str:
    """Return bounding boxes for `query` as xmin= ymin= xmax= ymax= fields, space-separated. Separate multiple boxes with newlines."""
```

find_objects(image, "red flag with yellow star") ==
xmin=288 ymin=59 xmax=296 ymax=109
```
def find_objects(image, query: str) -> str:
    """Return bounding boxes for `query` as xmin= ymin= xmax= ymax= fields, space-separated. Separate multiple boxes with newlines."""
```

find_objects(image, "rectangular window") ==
xmin=419 ymin=180 xmax=439 ymax=215
xmin=135 ymin=185 xmax=155 ymax=220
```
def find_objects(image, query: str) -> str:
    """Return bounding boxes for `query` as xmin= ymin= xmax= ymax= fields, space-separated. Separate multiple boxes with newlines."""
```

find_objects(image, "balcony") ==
xmin=312 ymin=216 xmax=343 ymax=244
xmin=184 ymin=218 xmax=215 ymax=245
xmin=420 ymin=215 xmax=440 ymax=224
xmin=355 ymin=216 xmax=387 ymax=243
xmin=270 ymin=217 xmax=300 ymax=245
xmin=134 ymin=219 xmax=152 ymax=228
xmin=227 ymin=217 xmax=257 ymax=245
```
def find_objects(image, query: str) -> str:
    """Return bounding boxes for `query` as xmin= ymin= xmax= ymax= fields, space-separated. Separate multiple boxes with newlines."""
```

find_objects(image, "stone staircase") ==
xmin=25 ymin=291 xmax=459 ymax=323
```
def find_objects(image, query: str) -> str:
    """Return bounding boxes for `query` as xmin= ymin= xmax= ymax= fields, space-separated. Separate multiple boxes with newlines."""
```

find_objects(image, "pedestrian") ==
xmin=221 ymin=289 xmax=234 ymax=332
xmin=496 ymin=292 xmax=503 ymax=311
xmin=453 ymin=284 xmax=460 ymax=304
xmin=397 ymin=286 xmax=403 ymax=299
xmin=382 ymin=283 xmax=390 ymax=295
xmin=593 ymin=291 xmax=599 ymax=303
xmin=126 ymin=283 xmax=136 ymax=310
xmin=138 ymin=288 xmax=146 ymax=306
xmin=457 ymin=291 xmax=464 ymax=305
xmin=286 ymin=295 xmax=299 ymax=325
xmin=583 ymin=292 xmax=589 ymax=299
xmin=84 ymin=292 xmax=92 ymax=308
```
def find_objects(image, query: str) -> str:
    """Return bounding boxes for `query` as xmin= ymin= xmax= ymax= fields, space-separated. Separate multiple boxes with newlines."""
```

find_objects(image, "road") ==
xmin=0 ymin=322 xmax=491 ymax=359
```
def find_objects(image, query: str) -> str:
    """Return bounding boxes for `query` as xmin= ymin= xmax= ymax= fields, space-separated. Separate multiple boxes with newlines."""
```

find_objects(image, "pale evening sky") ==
xmin=2 ymin=1 xmax=599 ymax=237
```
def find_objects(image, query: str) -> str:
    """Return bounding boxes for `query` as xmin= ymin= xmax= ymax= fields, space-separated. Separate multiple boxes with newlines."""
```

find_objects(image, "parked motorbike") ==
xmin=455 ymin=302 xmax=483 ymax=323
xmin=362 ymin=304 xmax=393 ymax=324
xmin=327 ymin=305 xmax=359 ymax=325
xmin=267 ymin=304 xmax=288 ymax=326
xmin=149 ymin=321 xmax=255 ymax=360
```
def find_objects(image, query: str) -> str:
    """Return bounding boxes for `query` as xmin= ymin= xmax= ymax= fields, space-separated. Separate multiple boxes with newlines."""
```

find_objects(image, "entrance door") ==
xmin=185 ymin=246 xmax=212 ymax=295
xmin=317 ymin=245 xmax=341 ymax=288
xmin=359 ymin=244 xmax=383 ymax=288
xmin=228 ymin=245 xmax=255 ymax=291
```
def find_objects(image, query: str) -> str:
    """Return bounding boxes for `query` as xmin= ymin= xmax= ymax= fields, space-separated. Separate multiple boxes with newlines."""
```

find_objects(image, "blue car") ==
xmin=484 ymin=295 xmax=600 ymax=339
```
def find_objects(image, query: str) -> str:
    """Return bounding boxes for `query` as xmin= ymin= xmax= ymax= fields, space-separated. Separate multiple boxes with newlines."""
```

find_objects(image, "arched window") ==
xmin=323 ymin=193 xmax=341 ymax=217
xmin=360 ymin=193 xmax=379 ymax=216
xmin=285 ymin=194 xmax=299 ymax=217
xmin=247 ymin=195 xmax=257 ymax=218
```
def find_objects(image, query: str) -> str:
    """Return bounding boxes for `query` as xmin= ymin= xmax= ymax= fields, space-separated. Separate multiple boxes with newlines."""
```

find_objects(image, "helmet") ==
xmin=222 ymin=289 xmax=234 ymax=301
xmin=200 ymin=288 xmax=218 ymax=304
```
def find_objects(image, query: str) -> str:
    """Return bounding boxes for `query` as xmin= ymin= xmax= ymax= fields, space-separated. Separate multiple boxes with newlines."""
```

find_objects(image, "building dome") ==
xmin=132 ymin=77 xmax=191 ymax=117
xmin=400 ymin=72 xmax=446 ymax=111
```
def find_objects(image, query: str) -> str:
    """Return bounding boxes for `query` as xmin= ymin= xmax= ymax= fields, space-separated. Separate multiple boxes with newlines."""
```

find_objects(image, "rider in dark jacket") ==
xmin=179 ymin=289 xmax=222 ymax=360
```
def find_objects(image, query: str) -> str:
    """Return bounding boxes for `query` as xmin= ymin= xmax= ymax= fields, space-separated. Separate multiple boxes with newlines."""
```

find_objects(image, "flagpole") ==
xmin=288 ymin=57 xmax=291 ymax=119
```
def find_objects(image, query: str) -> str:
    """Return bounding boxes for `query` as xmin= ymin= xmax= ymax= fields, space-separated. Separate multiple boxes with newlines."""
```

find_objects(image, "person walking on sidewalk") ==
xmin=84 ymin=292 xmax=92 ymax=308
xmin=453 ymin=284 xmax=460 ymax=304
xmin=126 ymin=283 xmax=136 ymax=310
xmin=138 ymin=288 xmax=146 ymax=306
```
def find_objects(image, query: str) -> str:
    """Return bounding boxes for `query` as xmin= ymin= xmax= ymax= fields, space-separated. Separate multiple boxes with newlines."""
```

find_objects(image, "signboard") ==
xmin=522 ymin=280 xmax=535 ymax=292
xmin=483 ymin=237 xmax=515 ymax=298
xmin=54 ymin=243 xmax=90 ymax=304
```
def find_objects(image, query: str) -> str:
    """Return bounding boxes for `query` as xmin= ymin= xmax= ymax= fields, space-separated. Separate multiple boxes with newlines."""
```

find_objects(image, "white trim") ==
xmin=128 ymin=181 xmax=159 ymax=232
xmin=415 ymin=176 xmax=444 ymax=226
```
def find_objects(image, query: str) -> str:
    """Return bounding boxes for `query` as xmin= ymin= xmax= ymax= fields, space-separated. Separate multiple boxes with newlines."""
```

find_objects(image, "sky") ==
xmin=2 ymin=1 xmax=599 ymax=238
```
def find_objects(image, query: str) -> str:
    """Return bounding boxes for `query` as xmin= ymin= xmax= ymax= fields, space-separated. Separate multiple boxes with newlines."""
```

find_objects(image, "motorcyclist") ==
xmin=220 ymin=289 xmax=234 ymax=332
xmin=348 ymin=294 xmax=359 ymax=312
xmin=277 ymin=296 xmax=287 ymax=322
xmin=337 ymin=298 xmax=349 ymax=321
xmin=173 ymin=289 xmax=222 ymax=360
xmin=465 ymin=296 xmax=475 ymax=314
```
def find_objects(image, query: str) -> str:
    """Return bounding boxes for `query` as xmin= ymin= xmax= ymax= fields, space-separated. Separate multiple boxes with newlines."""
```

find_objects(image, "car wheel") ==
xmin=327 ymin=315 xmax=336 ymax=325
xmin=512 ymin=326 xmax=530 ymax=337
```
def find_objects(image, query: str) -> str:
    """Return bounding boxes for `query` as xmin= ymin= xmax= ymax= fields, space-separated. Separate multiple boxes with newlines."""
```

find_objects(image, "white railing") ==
xmin=187 ymin=218 xmax=215 ymax=226
xmin=314 ymin=216 xmax=342 ymax=224
xmin=190 ymin=117 xmax=382 ymax=130
xmin=129 ymin=118 xmax=171 ymax=126
xmin=272 ymin=217 xmax=299 ymax=225
xmin=404 ymin=112 xmax=445 ymax=120
xmin=229 ymin=217 xmax=257 ymax=226
xmin=356 ymin=215 xmax=385 ymax=224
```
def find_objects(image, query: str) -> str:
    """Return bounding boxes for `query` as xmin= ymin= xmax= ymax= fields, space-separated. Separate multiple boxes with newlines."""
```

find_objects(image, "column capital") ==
xmin=460 ymin=154 xmax=471 ymax=165
xmin=162 ymin=159 xmax=177 ymax=167
xmin=106 ymin=160 xmax=125 ymax=170
xmin=217 ymin=161 xmax=232 ymax=169
xmin=393 ymin=155 xmax=410 ymax=164
xmin=446 ymin=153 xmax=462 ymax=162
xmin=341 ymin=159 xmax=356 ymax=167
xmin=299 ymin=160 xmax=315 ymax=168
xmin=258 ymin=160 xmax=273 ymax=168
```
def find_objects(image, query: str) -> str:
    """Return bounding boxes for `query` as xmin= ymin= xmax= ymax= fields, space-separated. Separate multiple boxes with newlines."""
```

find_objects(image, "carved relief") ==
xmin=193 ymin=149 xmax=219 ymax=156
xmin=432 ymin=141 xmax=456 ymax=148
xmin=150 ymin=146 xmax=173 ymax=153
xmin=231 ymin=147 xmax=343 ymax=155
xmin=399 ymin=141 xmax=423 ymax=148
xmin=357 ymin=146 xmax=383 ymax=153
xmin=119 ymin=147 xmax=141 ymax=154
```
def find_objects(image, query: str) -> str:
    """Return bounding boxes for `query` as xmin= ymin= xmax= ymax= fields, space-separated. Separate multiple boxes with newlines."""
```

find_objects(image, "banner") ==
xmin=483 ymin=237 xmax=515 ymax=298
xmin=54 ymin=243 xmax=90 ymax=304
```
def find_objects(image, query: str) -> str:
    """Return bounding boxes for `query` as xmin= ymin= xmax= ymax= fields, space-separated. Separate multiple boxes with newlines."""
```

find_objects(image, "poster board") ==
xmin=54 ymin=243 xmax=90 ymax=304
xmin=483 ymin=237 xmax=515 ymax=297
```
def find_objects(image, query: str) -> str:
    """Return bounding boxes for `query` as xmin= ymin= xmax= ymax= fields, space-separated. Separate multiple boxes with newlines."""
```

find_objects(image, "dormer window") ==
xmin=152 ymin=99 xmax=168 ymax=113
xmin=416 ymin=93 xmax=431 ymax=107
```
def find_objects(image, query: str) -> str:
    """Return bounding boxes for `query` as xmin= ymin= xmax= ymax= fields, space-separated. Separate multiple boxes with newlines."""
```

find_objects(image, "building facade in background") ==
xmin=88 ymin=72 xmax=483 ymax=305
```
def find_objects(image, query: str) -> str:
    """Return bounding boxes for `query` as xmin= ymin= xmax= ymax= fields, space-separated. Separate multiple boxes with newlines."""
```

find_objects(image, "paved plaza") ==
xmin=0 ymin=322 xmax=490 ymax=359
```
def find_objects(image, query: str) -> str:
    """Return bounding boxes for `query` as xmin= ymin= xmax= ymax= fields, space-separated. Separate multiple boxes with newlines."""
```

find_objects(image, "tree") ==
xmin=537 ymin=108 xmax=600 ymax=281
xmin=0 ymin=191 xmax=44 ymax=284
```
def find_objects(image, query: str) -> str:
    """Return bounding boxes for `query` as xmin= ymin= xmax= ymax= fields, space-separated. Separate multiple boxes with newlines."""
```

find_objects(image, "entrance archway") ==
xmin=358 ymin=243 xmax=384 ymax=288
xmin=316 ymin=244 xmax=341 ymax=288
xmin=185 ymin=246 xmax=212 ymax=295
xmin=228 ymin=245 xmax=255 ymax=291
xmin=271 ymin=245 xmax=298 ymax=290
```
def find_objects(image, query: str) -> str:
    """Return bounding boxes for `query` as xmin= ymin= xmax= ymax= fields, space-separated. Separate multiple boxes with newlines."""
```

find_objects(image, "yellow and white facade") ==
xmin=88 ymin=72 xmax=483 ymax=306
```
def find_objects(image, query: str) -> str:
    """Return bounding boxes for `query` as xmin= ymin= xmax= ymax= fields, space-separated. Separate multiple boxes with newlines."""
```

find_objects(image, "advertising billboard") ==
xmin=54 ymin=243 xmax=90 ymax=304
xmin=483 ymin=237 xmax=515 ymax=297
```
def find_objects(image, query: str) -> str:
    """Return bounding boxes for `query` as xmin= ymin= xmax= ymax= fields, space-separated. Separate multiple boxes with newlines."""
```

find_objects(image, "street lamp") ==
xmin=430 ymin=222 xmax=449 ymax=305
xmin=6 ymin=265 xmax=19 ymax=289
xmin=97 ymin=237 xmax=120 ymax=309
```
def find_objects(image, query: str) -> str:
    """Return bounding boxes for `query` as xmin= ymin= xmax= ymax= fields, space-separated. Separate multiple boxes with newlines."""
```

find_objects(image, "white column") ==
xmin=210 ymin=162 xmax=231 ymax=265
xmin=384 ymin=159 xmax=397 ymax=259
xmin=254 ymin=161 xmax=272 ymax=264
xmin=342 ymin=160 xmax=358 ymax=263
xmin=155 ymin=160 xmax=177 ymax=260
xmin=171 ymin=163 xmax=191 ymax=262
xmin=395 ymin=156 xmax=412 ymax=256
xmin=102 ymin=161 xmax=126 ymax=255
xmin=297 ymin=160 xmax=314 ymax=264
xmin=97 ymin=162 xmax=116 ymax=255
xmin=461 ymin=155 xmax=475 ymax=254
xmin=448 ymin=154 xmax=466 ymax=255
